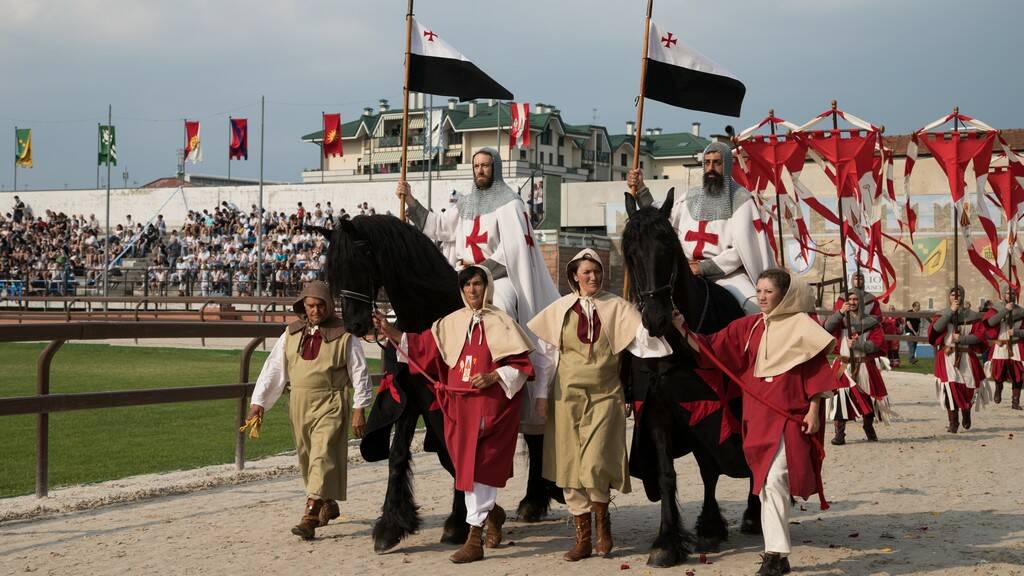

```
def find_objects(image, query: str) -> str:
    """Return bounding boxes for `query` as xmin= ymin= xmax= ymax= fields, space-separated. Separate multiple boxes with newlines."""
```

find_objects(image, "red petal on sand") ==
xmin=619 ymin=563 xmax=630 ymax=570
xmin=699 ymin=553 xmax=707 ymax=563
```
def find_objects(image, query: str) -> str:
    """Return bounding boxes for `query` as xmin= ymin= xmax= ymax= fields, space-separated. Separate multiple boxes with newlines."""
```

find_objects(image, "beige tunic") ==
xmin=284 ymin=330 xmax=352 ymax=501
xmin=543 ymin=312 xmax=630 ymax=493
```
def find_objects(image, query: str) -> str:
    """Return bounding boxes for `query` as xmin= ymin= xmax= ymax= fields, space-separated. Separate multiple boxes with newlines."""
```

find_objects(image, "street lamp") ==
xmin=122 ymin=168 xmax=129 ymax=189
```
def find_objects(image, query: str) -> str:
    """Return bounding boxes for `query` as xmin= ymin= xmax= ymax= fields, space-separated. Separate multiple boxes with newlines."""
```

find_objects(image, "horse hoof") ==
xmin=516 ymin=497 xmax=550 ymax=523
xmin=372 ymin=520 xmax=406 ymax=554
xmin=740 ymin=514 xmax=762 ymax=535
xmin=647 ymin=547 xmax=686 ymax=568
xmin=695 ymin=536 xmax=722 ymax=553
xmin=373 ymin=534 xmax=402 ymax=554
xmin=441 ymin=520 xmax=470 ymax=545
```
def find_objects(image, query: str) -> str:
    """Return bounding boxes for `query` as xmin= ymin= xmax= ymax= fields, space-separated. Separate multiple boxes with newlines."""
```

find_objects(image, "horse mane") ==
xmin=621 ymin=204 xmax=693 ymax=302
xmin=326 ymin=214 xmax=462 ymax=332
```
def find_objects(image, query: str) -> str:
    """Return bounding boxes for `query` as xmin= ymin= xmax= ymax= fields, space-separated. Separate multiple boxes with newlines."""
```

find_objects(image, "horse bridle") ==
xmin=337 ymin=239 xmax=379 ymax=311
xmin=628 ymin=256 xmax=712 ymax=333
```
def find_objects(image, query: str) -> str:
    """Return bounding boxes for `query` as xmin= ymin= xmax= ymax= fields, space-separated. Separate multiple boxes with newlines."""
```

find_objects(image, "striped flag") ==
xmin=509 ymin=103 xmax=530 ymax=149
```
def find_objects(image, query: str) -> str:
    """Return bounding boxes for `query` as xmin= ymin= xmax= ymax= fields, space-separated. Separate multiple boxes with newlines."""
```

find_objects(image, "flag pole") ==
xmin=951 ymin=106 xmax=962 ymax=366
xmin=427 ymin=94 xmax=433 ymax=210
xmin=104 ymin=105 xmax=112 ymax=300
xmin=624 ymin=0 xmax=653 ymax=298
xmin=181 ymin=119 xmax=187 ymax=185
xmin=629 ymin=0 xmax=654 ymax=196
xmin=228 ymin=116 xmax=232 ymax=182
xmin=257 ymin=96 xmax=265 ymax=297
xmin=320 ymin=111 xmax=325 ymax=184
xmin=97 ymin=123 xmax=101 ymax=189
xmin=769 ymin=109 xmax=786 ymax=265
xmin=399 ymin=0 xmax=415 ymax=222
xmin=13 ymin=126 xmax=18 ymax=193
xmin=831 ymin=100 xmax=853 ymax=342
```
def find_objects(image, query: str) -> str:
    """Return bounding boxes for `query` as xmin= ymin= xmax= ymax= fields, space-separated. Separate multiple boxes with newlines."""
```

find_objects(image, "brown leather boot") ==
xmin=1012 ymin=388 xmax=1022 ymax=410
xmin=946 ymin=410 xmax=959 ymax=434
xmin=994 ymin=382 xmax=1004 ymax=403
xmin=564 ymin=513 xmax=593 ymax=561
xmin=592 ymin=501 xmax=613 ymax=556
xmin=449 ymin=525 xmax=484 ymax=563
xmin=830 ymin=420 xmax=846 ymax=445
xmin=862 ymin=414 xmax=878 ymax=442
xmin=484 ymin=505 xmax=506 ymax=548
xmin=291 ymin=498 xmax=323 ymax=540
xmin=318 ymin=499 xmax=340 ymax=527
xmin=961 ymin=408 xmax=972 ymax=430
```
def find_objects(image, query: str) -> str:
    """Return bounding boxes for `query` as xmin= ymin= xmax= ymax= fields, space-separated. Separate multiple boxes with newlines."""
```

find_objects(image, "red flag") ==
xmin=184 ymin=120 xmax=202 ymax=163
xmin=509 ymin=102 xmax=530 ymax=149
xmin=229 ymin=118 xmax=248 ymax=160
xmin=322 ymin=113 xmax=343 ymax=157
xmin=918 ymin=131 xmax=995 ymax=205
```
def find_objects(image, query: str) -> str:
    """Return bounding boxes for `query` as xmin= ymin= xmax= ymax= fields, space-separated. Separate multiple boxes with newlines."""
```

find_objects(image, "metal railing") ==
xmin=0 ymin=321 xmax=286 ymax=498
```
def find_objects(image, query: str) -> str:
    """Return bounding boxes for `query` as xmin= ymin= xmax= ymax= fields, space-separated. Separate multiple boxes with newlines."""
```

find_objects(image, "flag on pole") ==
xmin=644 ymin=20 xmax=746 ymax=117
xmin=184 ymin=120 xmax=202 ymax=163
xmin=423 ymin=109 xmax=447 ymax=156
xmin=510 ymin=103 xmax=530 ymax=149
xmin=322 ymin=113 xmax=343 ymax=157
xmin=15 ymin=128 xmax=32 ymax=168
xmin=98 ymin=125 xmax=117 ymax=166
xmin=229 ymin=118 xmax=248 ymax=160
xmin=408 ymin=19 xmax=513 ymax=101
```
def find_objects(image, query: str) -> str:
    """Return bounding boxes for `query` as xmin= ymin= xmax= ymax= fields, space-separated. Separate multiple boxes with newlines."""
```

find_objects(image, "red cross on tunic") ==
xmin=684 ymin=221 xmax=719 ymax=260
xmin=661 ymin=33 xmax=677 ymax=48
xmin=522 ymin=211 xmax=534 ymax=247
xmin=423 ymin=30 xmax=438 ymax=41
xmin=465 ymin=216 xmax=489 ymax=263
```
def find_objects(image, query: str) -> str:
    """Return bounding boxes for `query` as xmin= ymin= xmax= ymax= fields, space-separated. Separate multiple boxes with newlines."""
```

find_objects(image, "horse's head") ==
xmin=323 ymin=218 xmax=379 ymax=337
xmin=622 ymin=188 xmax=685 ymax=338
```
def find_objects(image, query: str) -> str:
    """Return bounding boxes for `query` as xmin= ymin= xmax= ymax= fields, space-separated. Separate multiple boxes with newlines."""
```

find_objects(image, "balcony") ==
xmin=376 ymin=134 xmax=426 ymax=148
xmin=581 ymin=150 xmax=611 ymax=165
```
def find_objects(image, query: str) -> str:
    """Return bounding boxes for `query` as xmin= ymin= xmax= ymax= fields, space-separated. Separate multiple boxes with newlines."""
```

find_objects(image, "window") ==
xmin=548 ymin=153 xmax=553 ymax=164
xmin=519 ymin=149 xmax=527 ymax=160
xmin=596 ymin=139 xmax=603 ymax=152
xmin=557 ymin=155 xmax=564 ymax=167
xmin=639 ymin=161 xmax=644 ymax=169
xmin=540 ymin=129 xmax=552 ymax=145
xmin=620 ymin=153 xmax=627 ymax=166
xmin=558 ymin=136 xmax=565 ymax=147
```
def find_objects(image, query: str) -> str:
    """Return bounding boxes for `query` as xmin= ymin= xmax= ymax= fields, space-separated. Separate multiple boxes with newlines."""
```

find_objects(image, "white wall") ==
xmin=8 ymin=177 xmax=533 ymax=229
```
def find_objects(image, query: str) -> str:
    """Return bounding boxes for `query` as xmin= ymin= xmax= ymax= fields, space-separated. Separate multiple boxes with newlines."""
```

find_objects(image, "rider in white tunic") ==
xmin=397 ymin=147 xmax=560 ymax=435
xmin=629 ymin=141 xmax=776 ymax=314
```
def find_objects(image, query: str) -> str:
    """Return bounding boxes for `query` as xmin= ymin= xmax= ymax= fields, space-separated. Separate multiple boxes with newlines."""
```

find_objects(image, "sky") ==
xmin=1 ymin=0 xmax=1021 ymax=191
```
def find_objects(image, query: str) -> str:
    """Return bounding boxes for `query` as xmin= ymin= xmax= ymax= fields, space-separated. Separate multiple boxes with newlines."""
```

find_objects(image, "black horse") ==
xmin=320 ymin=215 xmax=552 ymax=552
xmin=620 ymin=189 xmax=761 ymax=567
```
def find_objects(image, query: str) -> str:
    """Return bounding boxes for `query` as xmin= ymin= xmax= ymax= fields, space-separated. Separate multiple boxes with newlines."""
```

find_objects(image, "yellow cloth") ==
xmin=285 ymin=330 xmax=352 ymax=501
xmin=431 ymin=265 xmax=533 ymax=366
xmin=528 ymin=249 xmax=640 ymax=355
xmin=239 ymin=415 xmax=262 ymax=439
xmin=752 ymin=274 xmax=834 ymax=378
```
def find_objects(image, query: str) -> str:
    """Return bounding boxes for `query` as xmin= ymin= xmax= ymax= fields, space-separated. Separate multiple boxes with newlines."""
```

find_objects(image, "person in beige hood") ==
xmin=248 ymin=280 xmax=373 ymax=540
xmin=528 ymin=248 xmax=671 ymax=561
xmin=672 ymin=268 xmax=838 ymax=576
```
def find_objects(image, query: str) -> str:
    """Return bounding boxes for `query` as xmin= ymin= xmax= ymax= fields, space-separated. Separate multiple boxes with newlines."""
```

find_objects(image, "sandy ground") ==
xmin=2 ymin=371 xmax=1023 ymax=576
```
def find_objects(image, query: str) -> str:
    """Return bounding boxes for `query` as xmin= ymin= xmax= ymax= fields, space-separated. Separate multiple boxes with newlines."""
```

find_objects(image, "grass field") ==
xmin=0 ymin=343 xmax=379 ymax=499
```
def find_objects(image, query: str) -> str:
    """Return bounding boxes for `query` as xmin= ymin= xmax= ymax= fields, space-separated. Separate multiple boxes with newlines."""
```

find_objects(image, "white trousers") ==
xmin=759 ymin=437 xmax=791 ymax=555
xmin=464 ymin=482 xmax=498 ymax=527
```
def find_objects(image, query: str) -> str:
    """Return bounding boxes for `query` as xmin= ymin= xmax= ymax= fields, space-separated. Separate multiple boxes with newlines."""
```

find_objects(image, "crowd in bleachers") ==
xmin=0 ymin=196 xmax=385 ymax=298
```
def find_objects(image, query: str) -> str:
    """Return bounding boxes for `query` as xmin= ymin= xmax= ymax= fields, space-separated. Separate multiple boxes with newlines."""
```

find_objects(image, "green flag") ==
xmin=98 ymin=125 xmax=117 ymax=166
xmin=15 ymin=128 xmax=32 ymax=168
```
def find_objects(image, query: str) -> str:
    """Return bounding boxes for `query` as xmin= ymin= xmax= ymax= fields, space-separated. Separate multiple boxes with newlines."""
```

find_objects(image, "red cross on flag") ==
xmin=409 ymin=19 xmax=512 ymax=102
xmin=644 ymin=19 xmax=745 ymax=117
xmin=510 ymin=103 xmax=530 ymax=150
